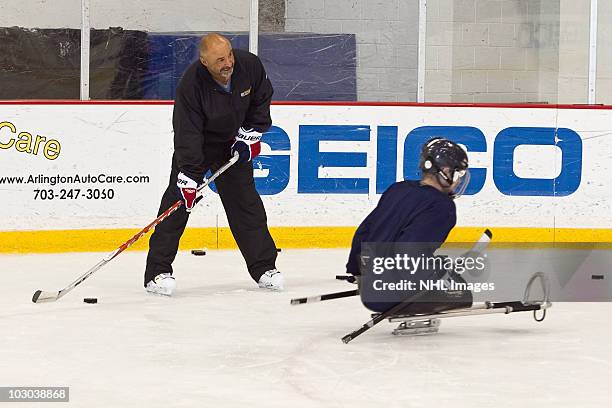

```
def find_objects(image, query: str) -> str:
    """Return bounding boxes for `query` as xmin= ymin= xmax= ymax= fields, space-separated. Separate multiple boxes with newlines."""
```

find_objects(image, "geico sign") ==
xmin=214 ymin=125 xmax=582 ymax=197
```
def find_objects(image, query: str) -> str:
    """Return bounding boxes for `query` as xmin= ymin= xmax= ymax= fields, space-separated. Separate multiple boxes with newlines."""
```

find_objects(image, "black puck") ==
xmin=83 ymin=298 xmax=98 ymax=304
xmin=276 ymin=248 xmax=282 ymax=252
xmin=191 ymin=249 xmax=207 ymax=256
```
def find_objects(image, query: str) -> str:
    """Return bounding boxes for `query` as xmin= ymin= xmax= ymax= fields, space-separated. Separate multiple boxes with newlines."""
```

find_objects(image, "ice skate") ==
xmin=258 ymin=269 xmax=284 ymax=291
xmin=145 ymin=273 xmax=176 ymax=296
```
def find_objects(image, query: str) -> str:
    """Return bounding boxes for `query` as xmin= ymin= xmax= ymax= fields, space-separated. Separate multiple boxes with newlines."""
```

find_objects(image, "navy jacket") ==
xmin=346 ymin=180 xmax=456 ymax=275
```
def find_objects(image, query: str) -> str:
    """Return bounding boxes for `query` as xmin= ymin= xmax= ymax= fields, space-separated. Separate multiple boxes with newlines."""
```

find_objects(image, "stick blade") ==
xmin=32 ymin=290 xmax=60 ymax=303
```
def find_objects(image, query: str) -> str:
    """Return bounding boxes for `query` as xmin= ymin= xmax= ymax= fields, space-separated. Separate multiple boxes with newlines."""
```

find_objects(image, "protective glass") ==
xmin=451 ymin=169 xmax=471 ymax=198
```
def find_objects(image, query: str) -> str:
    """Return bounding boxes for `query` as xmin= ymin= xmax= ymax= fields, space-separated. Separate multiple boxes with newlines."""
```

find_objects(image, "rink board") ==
xmin=1 ymin=101 xmax=611 ymax=252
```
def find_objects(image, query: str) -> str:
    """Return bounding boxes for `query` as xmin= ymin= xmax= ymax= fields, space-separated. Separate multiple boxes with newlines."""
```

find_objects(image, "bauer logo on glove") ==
xmin=231 ymin=126 xmax=262 ymax=163
xmin=177 ymin=172 xmax=199 ymax=211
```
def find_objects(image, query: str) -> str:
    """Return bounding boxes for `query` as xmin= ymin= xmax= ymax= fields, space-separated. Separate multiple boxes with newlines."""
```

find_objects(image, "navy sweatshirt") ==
xmin=346 ymin=180 xmax=456 ymax=275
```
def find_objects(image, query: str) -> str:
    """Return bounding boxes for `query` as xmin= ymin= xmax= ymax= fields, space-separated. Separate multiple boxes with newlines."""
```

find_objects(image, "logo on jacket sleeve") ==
xmin=240 ymin=88 xmax=251 ymax=97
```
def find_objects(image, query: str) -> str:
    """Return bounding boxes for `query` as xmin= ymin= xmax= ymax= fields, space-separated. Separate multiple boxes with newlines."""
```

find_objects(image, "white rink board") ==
xmin=1 ymin=103 xmax=611 ymax=231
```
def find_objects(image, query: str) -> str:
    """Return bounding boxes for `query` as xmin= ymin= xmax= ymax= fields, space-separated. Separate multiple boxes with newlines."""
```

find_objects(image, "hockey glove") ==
xmin=231 ymin=127 xmax=262 ymax=164
xmin=177 ymin=172 xmax=198 ymax=212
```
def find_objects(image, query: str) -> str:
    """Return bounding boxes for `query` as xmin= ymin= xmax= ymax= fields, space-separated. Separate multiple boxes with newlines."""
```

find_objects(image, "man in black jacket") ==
xmin=144 ymin=33 xmax=283 ymax=295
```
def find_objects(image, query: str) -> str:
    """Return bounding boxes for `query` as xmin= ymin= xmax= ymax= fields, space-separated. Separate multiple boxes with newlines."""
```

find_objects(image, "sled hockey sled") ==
xmin=292 ymin=271 xmax=551 ymax=343
xmin=386 ymin=271 xmax=551 ymax=337
xmin=291 ymin=230 xmax=552 ymax=343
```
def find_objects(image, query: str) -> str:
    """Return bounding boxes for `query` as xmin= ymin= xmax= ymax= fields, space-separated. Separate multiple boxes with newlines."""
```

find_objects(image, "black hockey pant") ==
xmin=363 ymin=271 xmax=473 ymax=314
xmin=144 ymin=157 xmax=277 ymax=285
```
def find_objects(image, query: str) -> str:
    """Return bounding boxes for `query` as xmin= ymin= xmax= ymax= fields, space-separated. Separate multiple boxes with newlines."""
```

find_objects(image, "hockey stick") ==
xmin=290 ymin=276 xmax=359 ymax=305
xmin=335 ymin=274 xmax=358 ymax=283
xmin=341 ymin=285 xmax=430 ymax=344
xmin=290 ymin=289 xmax=359 ymax=305
xmin=31 ymin=153 xmax=239 ymax=304
xmin=341 ymin=229 xmax=493 ymax=344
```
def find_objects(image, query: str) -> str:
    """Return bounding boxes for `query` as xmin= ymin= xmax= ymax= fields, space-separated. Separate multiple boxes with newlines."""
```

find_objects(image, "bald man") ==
xmin=144 ymin=33 xmax=282 ymax=295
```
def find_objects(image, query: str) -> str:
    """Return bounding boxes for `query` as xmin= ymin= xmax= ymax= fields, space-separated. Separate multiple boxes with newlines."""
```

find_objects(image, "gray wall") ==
xmin=0 ymin=0 xmax=250 ymax=31
xmin=260 ymin=0 xmax=286 ymax=32
xmin=557 ymin=0 xmax=590 ymax=104
xmin=283 ymin=0 xmax=566 ymax=103
xmin=284 ymin=0 xmax=419 ymax=102
xmin=425 ymin=0 xmax=561 ymax=103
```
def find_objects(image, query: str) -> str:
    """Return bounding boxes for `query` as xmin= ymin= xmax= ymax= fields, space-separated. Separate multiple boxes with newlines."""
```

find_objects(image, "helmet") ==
xmin=419 ymin=138 xmax=470 ymax=197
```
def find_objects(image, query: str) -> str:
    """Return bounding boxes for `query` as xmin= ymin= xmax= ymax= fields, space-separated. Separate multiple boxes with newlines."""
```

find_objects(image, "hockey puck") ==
xmin=83 ymin=298 xmax=98 ymax=304
xmin=276 ymin=248 xmax=282 ymax=252
xmin=191 ymin=249 xmax=207 ymax=256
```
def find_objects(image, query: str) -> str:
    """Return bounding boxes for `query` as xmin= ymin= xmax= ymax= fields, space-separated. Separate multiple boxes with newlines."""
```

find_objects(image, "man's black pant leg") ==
xmin=214 ymin=161 xmax=277 ymax=281
xmin=144 ymin=162 xmax=190 ymax=286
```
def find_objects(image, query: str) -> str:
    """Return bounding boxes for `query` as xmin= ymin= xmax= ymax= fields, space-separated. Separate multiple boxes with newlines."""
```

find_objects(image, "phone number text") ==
xmin=33 ymin=188 xmax=115 ymax=200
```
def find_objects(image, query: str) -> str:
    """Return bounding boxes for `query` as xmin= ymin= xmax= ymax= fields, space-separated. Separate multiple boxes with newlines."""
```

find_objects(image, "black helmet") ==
xmin=419 ymin=138 xmax=469 ymax=194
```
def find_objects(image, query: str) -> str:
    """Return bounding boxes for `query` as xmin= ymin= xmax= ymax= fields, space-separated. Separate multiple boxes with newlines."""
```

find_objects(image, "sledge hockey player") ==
xmin=346 ymin=137 xmax=473 ymax=316
xmin=290 ymin=138 xmax=551 ymax=342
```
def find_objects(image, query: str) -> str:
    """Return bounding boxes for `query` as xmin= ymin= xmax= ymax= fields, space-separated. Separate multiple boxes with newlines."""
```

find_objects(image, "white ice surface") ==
xmin=1 ymin=249 xmax=611 ymax=408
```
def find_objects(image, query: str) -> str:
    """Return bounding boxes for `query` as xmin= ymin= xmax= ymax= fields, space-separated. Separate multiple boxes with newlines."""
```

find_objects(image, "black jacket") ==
xmin=172 ymin=49 xmax=274 ymax=182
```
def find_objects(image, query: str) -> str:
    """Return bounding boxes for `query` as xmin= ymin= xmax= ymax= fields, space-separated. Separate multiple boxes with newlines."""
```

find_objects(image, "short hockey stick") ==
xmin=341 ymin=286 xmax=430 ymax=344
xmin=341 ymin=229 xmax=493 ymax=344
xmin=335 ymin=275 xmax=358 ymax=283
xmin=290 ymin=289 xmax=359 ymax=305
xmin=32 ymin=153 xmax=239 ymax=303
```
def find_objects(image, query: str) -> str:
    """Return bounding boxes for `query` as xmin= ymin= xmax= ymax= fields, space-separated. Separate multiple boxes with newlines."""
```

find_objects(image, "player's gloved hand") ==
xmin=176 ymin=172 xmax=199 ymax=212
xmin=231 ymin=127 xmax=262 ymax=164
